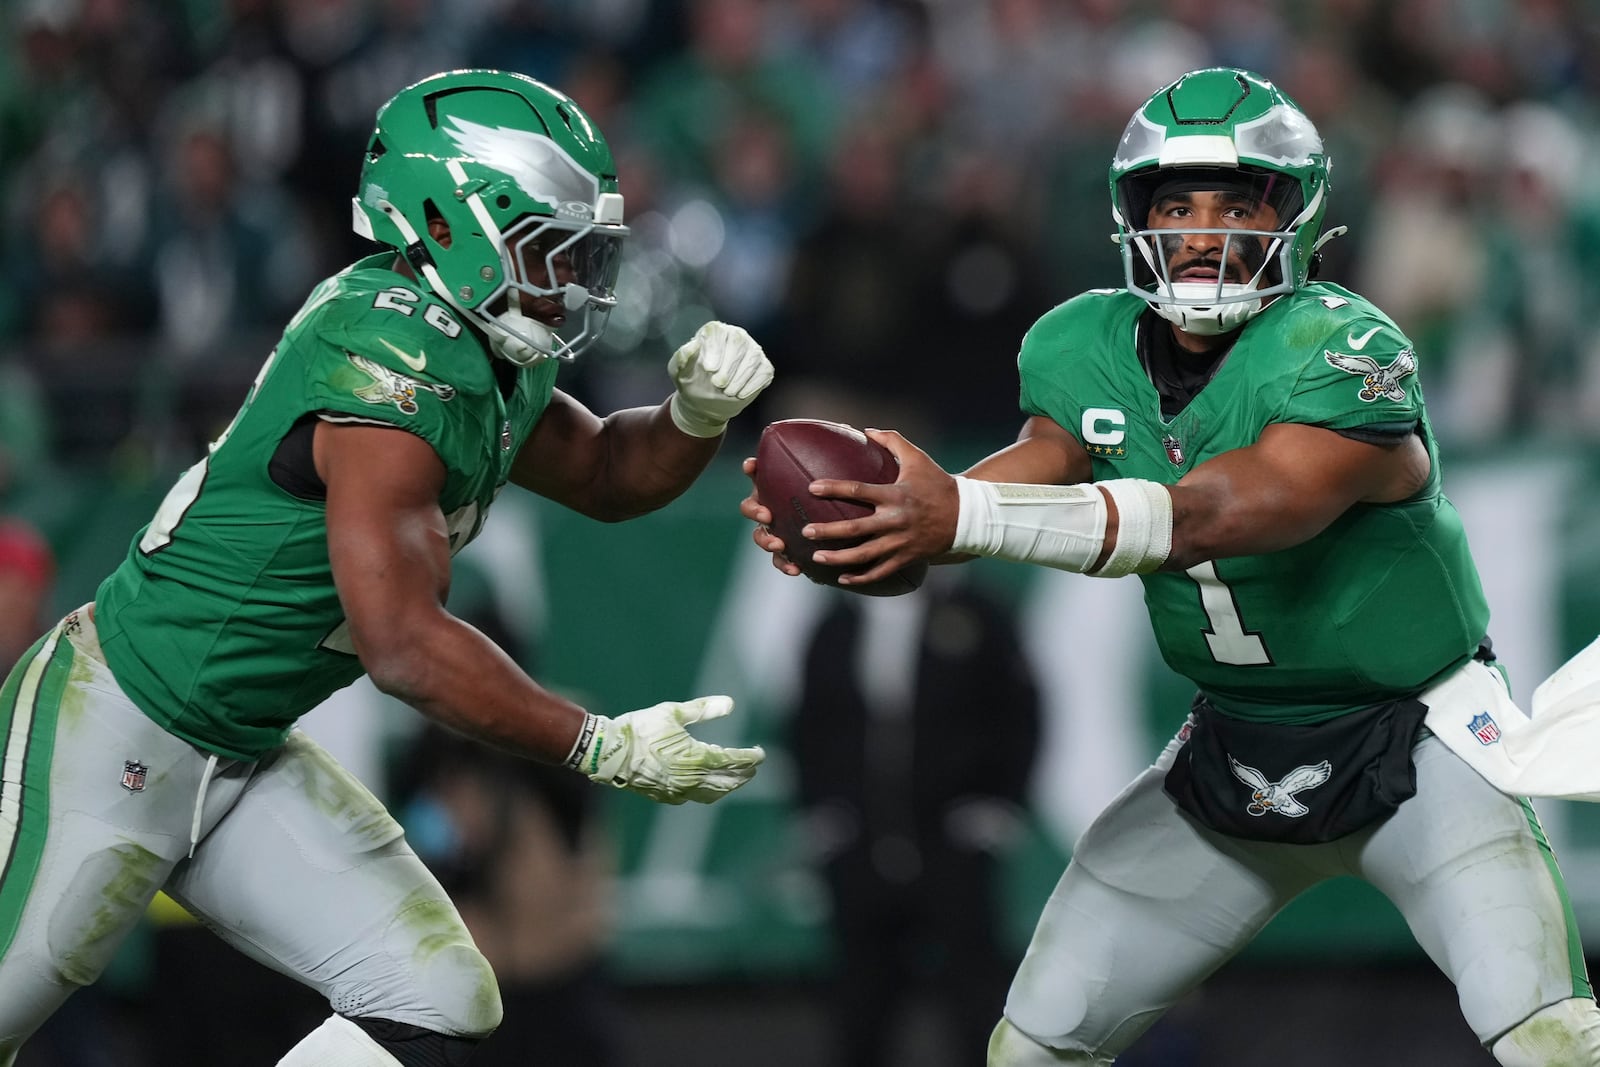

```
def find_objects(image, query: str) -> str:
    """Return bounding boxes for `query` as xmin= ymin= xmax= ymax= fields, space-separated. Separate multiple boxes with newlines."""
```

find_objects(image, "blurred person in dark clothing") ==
xmin=2 ymin=169 xmax=154 ymax=344
xmin=769 ymin=116 xmax=939 ymax=438
xmin=912 ymin=154 xmax=1054 ymax=439
xmin=776 ymin=110 xmax=1049 ymax=442
xmin=792 ymin=572 xmax=1040 ymax=1067
xmin=148 ymin=105 xmax=317 ymax=358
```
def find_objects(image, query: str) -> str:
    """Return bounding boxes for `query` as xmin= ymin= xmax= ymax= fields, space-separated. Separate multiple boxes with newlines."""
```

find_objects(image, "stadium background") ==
xmin=4 ymin=0 xmax=1600 ymax=1064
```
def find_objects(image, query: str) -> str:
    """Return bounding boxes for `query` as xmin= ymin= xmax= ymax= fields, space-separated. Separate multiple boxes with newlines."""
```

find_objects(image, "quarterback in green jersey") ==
xmin=746 ymin=68 xmax=1600 ymax=1065
xmin=0 ymin=71 xmax=773 ymax=1065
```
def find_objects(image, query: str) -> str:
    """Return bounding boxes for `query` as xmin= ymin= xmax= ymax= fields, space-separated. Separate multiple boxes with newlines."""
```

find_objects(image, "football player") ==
xmin=0 ymin=70 xmax=773 ymax=1066
xmin=743 ymin=67 xmax=1600 ymax=1065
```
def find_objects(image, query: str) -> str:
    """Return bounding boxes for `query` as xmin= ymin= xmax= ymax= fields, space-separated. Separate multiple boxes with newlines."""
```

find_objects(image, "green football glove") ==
xmin=566 ymin=696 xmax=765 ymax=804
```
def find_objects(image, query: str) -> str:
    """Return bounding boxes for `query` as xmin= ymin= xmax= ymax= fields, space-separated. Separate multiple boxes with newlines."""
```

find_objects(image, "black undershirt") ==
xmin=1136 ymin=308 xmax=1240 ymax=419
xmin=269 ymin=415 xmax=325 ymax=500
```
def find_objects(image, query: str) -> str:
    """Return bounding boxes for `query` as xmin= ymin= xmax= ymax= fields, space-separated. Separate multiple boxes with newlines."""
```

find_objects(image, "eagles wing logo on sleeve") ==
xmin=347 ymin=352 xmax=456 ymax=415
xmin=1324 ymin=347 xmax=1417 ymax=403
xmin=1228 ymin=756 xmax=1333 ymax=818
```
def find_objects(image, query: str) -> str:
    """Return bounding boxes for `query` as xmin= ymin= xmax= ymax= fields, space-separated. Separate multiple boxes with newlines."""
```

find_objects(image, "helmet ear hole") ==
xmin=419 ymin=199 xmax=452 ymax=250
xmin=496 ymin=195 xmax=511 ymax=209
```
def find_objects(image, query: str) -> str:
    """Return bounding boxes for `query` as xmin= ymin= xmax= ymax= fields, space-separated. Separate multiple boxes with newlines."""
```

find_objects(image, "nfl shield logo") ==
xmin=1163 ymin=435 xmax=1184 ymax=465
xmin=1467 ymin=712 xmax=1501 ymax=746
xmin=120 ymin=760 xmax=148 ymax=792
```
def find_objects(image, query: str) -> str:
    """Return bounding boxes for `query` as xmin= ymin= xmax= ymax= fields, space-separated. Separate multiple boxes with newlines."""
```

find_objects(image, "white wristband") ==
xmin=1091 ymin=479 xmax=1173 ymax=577
xmin=951 ymin=476 xmax=1171 ymax=577
xmin=668 ymin=393 xmax=728 ymax=438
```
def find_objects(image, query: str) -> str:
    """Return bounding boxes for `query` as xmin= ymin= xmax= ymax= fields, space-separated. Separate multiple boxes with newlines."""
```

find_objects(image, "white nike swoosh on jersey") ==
xmin=378 ymin=337 xmax=427 ymax=372
xmin=1346 ymin=325 xmax=1382 ymax=350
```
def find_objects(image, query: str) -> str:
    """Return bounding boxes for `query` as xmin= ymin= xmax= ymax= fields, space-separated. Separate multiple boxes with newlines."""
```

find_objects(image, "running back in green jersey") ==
xmin=94 ymin=255 xmax=560 ymax=759
xmin=1018 ymin=283 xmax=1490 ymax=723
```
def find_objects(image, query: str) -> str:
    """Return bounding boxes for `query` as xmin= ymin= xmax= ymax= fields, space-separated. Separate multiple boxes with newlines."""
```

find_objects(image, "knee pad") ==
xmin=410 ymin=939 xmax=502 ymax=1037
xmin=988 ymin=1017 xmax=1114 ymax=1066
xmin=1491 ymin=997 xmax=1600 ymax=1067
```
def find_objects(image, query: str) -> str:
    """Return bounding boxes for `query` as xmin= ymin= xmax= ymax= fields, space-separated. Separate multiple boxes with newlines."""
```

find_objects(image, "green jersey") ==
xmin=1018 ymin=284 xmax=1489 ymax=723
xmin=95 ymin=255 xmax=560 ymax=759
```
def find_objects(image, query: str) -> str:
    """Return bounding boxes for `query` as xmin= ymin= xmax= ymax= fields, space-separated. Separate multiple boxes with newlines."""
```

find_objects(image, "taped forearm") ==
xmin=950 ymin=477 xmax=1172 ymax=577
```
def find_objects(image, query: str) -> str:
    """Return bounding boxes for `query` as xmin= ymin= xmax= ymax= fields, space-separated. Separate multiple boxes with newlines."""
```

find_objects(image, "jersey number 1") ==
xmin=1188 ymin=561 xmax=1271 ymax=666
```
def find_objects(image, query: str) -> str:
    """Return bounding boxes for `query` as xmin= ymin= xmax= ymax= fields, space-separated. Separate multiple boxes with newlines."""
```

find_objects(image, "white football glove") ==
xmin=565 ymin=696 xmax=766 ymax=804
xmin=667 ymin=321 xmax=774 ymax=438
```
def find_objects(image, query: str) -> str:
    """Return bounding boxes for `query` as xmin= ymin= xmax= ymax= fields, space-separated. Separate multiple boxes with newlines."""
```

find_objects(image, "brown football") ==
xmin=754 ymin=419 xmax=929 ymax=597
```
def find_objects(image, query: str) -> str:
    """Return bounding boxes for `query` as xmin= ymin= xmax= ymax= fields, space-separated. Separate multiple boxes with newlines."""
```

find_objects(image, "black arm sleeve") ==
xmin=1334 ymin=418 xmax=1420 ymax=446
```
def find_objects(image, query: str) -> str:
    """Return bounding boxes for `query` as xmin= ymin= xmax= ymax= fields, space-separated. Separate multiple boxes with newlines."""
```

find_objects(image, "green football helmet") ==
xmin=352 ymin=69 xmax=627 ymax=363
xmin=1110 ymin=67 xmax=1333 ymax=335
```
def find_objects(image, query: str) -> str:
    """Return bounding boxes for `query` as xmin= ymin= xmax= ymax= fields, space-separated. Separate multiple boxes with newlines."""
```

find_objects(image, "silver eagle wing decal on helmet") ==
xmin=443 ymin=116 xmax=600 ymax=212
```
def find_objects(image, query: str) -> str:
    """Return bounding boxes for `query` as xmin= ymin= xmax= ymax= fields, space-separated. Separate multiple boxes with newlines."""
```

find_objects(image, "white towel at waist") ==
xmin=1423 ymin=636 xmax=1600 ymax=801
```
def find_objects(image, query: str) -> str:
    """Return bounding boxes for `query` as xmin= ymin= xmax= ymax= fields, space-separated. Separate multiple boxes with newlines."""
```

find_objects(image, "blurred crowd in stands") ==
xmin=2 ymin=0 xmax=1599 ymax=470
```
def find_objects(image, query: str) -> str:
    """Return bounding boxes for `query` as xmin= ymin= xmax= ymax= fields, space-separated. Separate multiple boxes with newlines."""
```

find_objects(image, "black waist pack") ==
xmin=1163 ymin=692 xmax=1430 ymax=844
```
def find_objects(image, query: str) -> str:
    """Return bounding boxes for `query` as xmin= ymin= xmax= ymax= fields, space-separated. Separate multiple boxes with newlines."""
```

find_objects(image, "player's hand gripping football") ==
xmin=667 ymin=321 xmax=775 ymax=438
xmin=741 ymin=428 xmax=963 ymax=587
xmin=739 ymin=462 xmax=800 ymax=576
xmin=569 ymin=696 xmax=765 ymax=804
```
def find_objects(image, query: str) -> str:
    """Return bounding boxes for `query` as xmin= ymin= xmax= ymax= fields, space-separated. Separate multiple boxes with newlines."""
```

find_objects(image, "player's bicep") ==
xmin=315 ymin=421 xmax=452 ymax=664
xmin=1168 ymin=422 xmax=1426 ymax=562
xmin=963 ymin=416 xmax=1092 ymax=484
xmin=507 ymin=388 xmax=606 ymax=505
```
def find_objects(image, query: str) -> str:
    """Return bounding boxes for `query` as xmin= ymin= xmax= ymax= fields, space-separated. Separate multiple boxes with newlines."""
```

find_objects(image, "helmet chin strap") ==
xmin=487 ymin=291 xmax=556 ymax=366
xmin=1150 ymin=282 xmax=1262 ymax=335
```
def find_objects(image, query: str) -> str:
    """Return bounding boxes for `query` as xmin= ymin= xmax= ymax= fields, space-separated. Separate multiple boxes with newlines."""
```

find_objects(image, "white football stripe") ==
xmin=0 ymin=628 xmax=62 ymax=871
